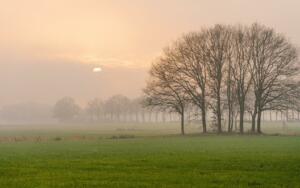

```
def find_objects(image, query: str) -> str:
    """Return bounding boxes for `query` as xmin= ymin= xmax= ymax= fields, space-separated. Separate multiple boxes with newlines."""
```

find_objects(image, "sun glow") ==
xmin=93 ymin=67 xmax=102 ymax=73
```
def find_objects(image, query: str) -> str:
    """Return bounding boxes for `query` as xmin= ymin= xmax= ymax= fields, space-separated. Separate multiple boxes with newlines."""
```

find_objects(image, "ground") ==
xmin=0 ymin=122 xmax=299 ymax=187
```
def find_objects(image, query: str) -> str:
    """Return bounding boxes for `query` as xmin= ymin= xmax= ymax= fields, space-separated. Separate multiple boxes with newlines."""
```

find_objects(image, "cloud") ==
xmin=52 ymin=53 xmax=151 ymax=69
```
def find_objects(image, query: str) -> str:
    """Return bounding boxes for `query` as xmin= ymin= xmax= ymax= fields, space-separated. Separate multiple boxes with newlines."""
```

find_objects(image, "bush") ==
xmin=110 ymin=135 xmax=135 ymax=139
xmin=53 ymin=137 xmax=63 ymax=141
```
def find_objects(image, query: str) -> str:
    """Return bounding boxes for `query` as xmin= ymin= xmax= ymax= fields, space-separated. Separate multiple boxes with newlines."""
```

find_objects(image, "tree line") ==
xmin=1 ymin=94 xmax=298 ymax=126
xmin=53 ymin=95 xmax=181 ymax=123
xmin=144 ymin=23 xmax=300 ymax=135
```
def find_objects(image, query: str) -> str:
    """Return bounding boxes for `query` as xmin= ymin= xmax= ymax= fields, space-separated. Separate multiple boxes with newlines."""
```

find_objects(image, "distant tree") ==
xmin=104 ymin=95 xmax=130 ymax=122
xmin=53 ymin=97 xmax=80 ymax=122
xmin=129 ymin=97 xmax=144 ymax=122
xmin=143 ymin=58 xmax=189 ymax=135
xmin=86 ymin=98 xmax=104 ymax=121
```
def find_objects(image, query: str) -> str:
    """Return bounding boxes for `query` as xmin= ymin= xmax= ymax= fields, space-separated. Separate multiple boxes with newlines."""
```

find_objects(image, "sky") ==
xmin=1 ymin=0 xmax=300 ymax=106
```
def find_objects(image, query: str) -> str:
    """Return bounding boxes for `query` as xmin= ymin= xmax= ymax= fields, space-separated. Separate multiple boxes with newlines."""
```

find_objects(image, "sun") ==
xmin=93 ymin=67 xmax=102 ymax=73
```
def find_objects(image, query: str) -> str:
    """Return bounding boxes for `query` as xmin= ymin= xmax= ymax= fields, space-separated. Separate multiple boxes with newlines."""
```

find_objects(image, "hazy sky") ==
xmin=1 ymin=0 xmax=300 ymax=106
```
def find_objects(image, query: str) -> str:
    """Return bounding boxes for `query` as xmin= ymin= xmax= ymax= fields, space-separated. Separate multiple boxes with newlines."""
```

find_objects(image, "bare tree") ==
xmin=86 ymin=98 xmax=104 ymax=121
xmin=129 ymin=97 xmax=142 ymax=123
xmin=162 ymin=32 xmax=209 ymax=133
xmin=225 ymin=60 xmax=238 ymax=133
xmin=231 ymin=25 xmax=253 ymax=133
xmin=105 ymin=95 xmax=130 ymax=122
xmin=144 ymin=23 xmax=299 ymax=135
xmin=53 ymin=97 xmax=80 ymax=122
xmin=143 ymin=58 xmax=188 ymax=135
xmin=205 ymin=25 xmax=232 ymax=133
xmin=248 ymin=23 xmax=299 ymax=133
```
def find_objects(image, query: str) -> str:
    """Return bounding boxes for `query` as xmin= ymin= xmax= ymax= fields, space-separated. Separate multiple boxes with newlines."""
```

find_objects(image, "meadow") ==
xmin=0 ymin=122 xmax=299 ymax=187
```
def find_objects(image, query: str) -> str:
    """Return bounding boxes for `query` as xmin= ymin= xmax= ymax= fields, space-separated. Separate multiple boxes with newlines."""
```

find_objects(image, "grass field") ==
xmin=0 ymin=123 xmax=300 ymax=187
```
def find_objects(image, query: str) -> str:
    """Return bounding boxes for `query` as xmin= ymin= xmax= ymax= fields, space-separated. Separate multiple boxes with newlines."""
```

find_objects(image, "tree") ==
xmin=248 ymin=23 xmax=299 ymax=133
xmin=86 ymin=98 xmax=104 ymax=121
xmin=144 ymin=23 xmax=299 ymax=134
xmin=231 ymin=25 xmax=253 ymax=133
xmin=162 ymin=32 xmax=209 ymax=133
xmin=225 ymin=60 xmax=238 ymax=132
xmin=104 ymin=95 xmax=130 ymax=122
xmin=53 ymin=97 xmax=80 ymax=122
xmin=143 ymin=58 xmax=188 ymax=135
xmin=130 ymin=97 xmax=145 ymax=123
xmin=205 ymin=25 xmax=232 ymax=133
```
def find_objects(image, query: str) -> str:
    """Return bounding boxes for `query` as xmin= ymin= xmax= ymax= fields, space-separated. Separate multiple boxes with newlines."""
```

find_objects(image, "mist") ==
xmin=1 ymin=1 xmax=300 ymax=187
xmin=1 ymin=1 xmax=299 ymax=117
xmin=1 ymin=0 xmax=300 ymax=125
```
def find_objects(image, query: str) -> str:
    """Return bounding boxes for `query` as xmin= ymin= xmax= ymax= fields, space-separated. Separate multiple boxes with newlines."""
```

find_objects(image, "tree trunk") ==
xmin=227 ymin=66 xmax=232 ymax=133
xmin=230 ymin=112 xmax=234 ymax=131
xmin=234 ymin=114 xmax=238 ymax=131
xmin=217 ymin=94 xmax=222 ymax=133
xmin=257 ymin=110 xmax=262 ymax=134
xmin=251 ymin=101 xmax=258 ymax=132
xmin=251 ymin=112 xmax=256 ymax=133
xmin=227 ymin=110 xmax=231 ymax=132
xmin=227 ymin=107 xmax=232 ymax=133
xmin=239 ymin=105 xmax=245 ymax=134
xmin=201 ymin=98 xmax=207 ymax=133
xmin=181 ymin=110 xmax=185 ymax=135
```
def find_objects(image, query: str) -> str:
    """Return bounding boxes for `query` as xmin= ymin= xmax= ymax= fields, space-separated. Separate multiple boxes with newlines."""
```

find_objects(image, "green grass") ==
xmin=0 ymin=134 xmax=300 ymax=187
